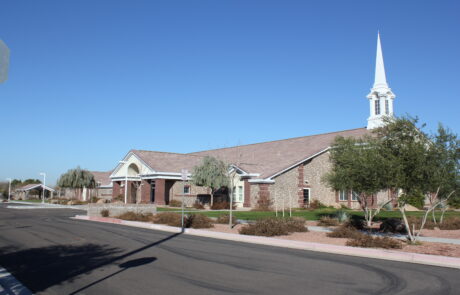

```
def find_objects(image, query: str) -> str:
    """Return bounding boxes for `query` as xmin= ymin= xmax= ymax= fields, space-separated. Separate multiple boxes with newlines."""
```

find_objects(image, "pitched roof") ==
xmin=90 ymin=171 xmax=113 ymax=187
xmin=131 ymin=150 xmax=205 ymax=173
xmin=190 ymin=128 xmax=370 ymax=178
xmin=16 ymin=183 xmax=55 ymax=192
xmin=132 ymin=127 xmax=369 ymax=179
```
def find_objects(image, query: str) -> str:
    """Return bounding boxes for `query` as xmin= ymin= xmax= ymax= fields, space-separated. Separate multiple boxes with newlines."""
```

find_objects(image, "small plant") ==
xmin=169 ymin=200 xmax=182 ymax=207
xmin=335 ymin=210 xmax=350 ymax=223
xmin=186 ymin=214 xmax=214 ymax=229
xmin=383 ymin=202 xmax=393 ymax=211
xmin=327 ymin=224 xmax=363 ymax=239
xmin=117 ymin=211 xmax=153 ymax=222
xmin=379 ymin=218 xmax=406 ymax=234
xmin=216 ymin=213 xmax=237 ymax=224
xmin=285 ymin=217 xmax=308 ymax=232
xmin=309 ymin=200 xmax=328 ymax=209
xmin=152 ymin=212 xmax=183 ymax=227
xmin=318 ymin=216 xmax=339 ymax=227
xmin=101 ymin=209 xmax=110 ymax=217
xmin=239 ymin=217 xmax=307 ymax=237
xmin=193 ymin=202 xmax=205 ymax=209
xmin=346 ymin=235 xmax=402 ymax=249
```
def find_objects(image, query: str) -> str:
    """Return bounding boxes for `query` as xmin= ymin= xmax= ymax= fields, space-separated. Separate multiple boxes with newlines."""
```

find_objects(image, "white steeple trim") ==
xmin=366 ymin=32 xmax=395 ymax=130
xmin=374 ymin=32 xmax=388 ymax=89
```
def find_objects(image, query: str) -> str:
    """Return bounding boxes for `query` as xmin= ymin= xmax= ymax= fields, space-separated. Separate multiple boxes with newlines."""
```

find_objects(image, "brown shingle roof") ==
xmin=132 ymin=150 xmax=205 ymax=173
xmin=90 ymin=171 xmax=113 ymax=186
xmin=190 ymin=128 xmax=370 ymax=178
xmin=132 ymin=128 xmax=369 ymax=179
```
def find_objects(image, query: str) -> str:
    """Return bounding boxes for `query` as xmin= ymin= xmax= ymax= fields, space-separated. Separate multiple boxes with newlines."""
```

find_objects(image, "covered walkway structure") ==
xmin=15 ymin=184 xmax=55 ymax=201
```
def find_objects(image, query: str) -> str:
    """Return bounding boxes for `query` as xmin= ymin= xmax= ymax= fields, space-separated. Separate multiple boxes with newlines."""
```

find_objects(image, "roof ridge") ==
xmin=188 ymin=127 xmax=367 ymax=154
xmin=132 ymin=149 xmax=204 ymax=158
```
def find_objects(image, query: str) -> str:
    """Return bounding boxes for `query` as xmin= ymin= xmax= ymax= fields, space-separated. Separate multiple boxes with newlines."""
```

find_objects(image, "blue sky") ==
xmin=1 ymin=0 xmax=459 ymax=185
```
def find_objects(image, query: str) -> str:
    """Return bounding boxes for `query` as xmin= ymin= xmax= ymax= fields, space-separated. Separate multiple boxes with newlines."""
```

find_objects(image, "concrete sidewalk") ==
xmin=72 ymin=215 xmax=460 ymax=270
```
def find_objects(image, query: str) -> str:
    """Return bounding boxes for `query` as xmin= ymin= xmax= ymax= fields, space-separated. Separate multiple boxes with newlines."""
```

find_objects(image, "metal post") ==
xmin=40 ymin=172 xmax=46 ymax=204
xmin=6 ymin=178 xmax=11 ymax=202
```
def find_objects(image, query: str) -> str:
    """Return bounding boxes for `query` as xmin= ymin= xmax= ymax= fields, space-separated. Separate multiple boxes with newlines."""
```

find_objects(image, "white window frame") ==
xmin=375 ymin=99 xmax=380 ymax=115
xmin=183 ymin=185 xmax=190 ymax=195
xmin=351 ymin=191 xmax=359 ymax=201
xmin=238 ymin=186 xmax=243 ymax=202
xmin=339 ymin=190 xmax=348 ymax=201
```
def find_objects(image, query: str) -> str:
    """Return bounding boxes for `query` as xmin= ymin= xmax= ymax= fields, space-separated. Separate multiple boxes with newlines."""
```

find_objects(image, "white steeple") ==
xmin=366 ymin=32 xmax=395 ymax=129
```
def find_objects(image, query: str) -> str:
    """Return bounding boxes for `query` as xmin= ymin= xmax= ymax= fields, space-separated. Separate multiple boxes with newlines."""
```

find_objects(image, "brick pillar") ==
xmin=243 ymin=179 xmax=251 ymax=207
xmin=258 ymin=183 xmax=270 ymax=208
xmin=112 ymin=182 xmax=120 ymax=200
xmin=141 ymin=179 xmax=151 ymax=203
xmin=297 ymin=164 xmax=305 ymax=207
xmin=126 ymin=181 xmax=132 ymax=203
xmin=155 ymin=179 xmax=166 ymax=205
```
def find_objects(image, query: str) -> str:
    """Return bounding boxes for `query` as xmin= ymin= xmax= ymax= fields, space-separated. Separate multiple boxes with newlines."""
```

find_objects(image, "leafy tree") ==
xmin=57 ymin=167 xmax=96 ymax=199
xmin=191 ymin=156 xmax=229 ymax=206
xmin=323 ymin=135 xmax=393 ymax=227
xmin=325 ymin=116 xmax=459 ymax=243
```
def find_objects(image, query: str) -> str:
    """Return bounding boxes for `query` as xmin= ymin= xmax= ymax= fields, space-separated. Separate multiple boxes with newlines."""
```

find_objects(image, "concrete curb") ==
xmin=0 ymin=267 xmax=33 ymax=295
xmin=72 ymin=215 xmax=460 ymax=270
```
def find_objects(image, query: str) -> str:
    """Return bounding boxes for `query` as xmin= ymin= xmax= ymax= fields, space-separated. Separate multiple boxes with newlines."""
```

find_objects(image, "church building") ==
xmin=109 ymin=33 xmax=396 ymax=209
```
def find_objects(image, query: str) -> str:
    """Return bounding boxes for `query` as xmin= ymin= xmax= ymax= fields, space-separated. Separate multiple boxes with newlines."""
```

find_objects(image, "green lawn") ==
xmin=157 ymin=207 xmax=460 ymax=221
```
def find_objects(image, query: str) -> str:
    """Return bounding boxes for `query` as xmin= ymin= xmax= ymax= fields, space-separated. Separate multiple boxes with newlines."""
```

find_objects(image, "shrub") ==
xmin=101 ymin=209 xmax=110 ymax=217
xmin=193 ymin=202 xmax=205 ymax=209
xmin=309 ymin=200 xmax=328 ymax=209
xmin=327 ymin=224 xmax=363 ymax=239
xmin=186 ymin=214 xmax=214 ymax=229
xmin=285 ymin=217 xmax=308 ymax=232
xmin=335 ymin=210 xmax=350 ymax=223
xmin=346 ymin=217 xmax=366 ymax=230
xmin=114 ymin=194 xmax=124 ymax=202
xmin=239 ymin=217 xmax=307 ymax=237
xmin=216 ymin=213 xmax=237 ymax=224
xmin=346 ymin=235 xmax=402 ymax=249
xmin=169 ymin=200 xmax=182 ymax=207
xmin=117 ymin=211 xmax=153 ymax=222
xmin=379 ymin=218 xmax=406 ymax=234
xmin=211 ymin=201 xmax=236 ymax=210
xmin=407 ymin=216 xmax=460 ymax=230
xmin=318 ymin=216 xmax=339 ymax=227
xmin=152 ymin=212 xmax=183 ymax=227
xmin=383 ymin=202 xmax=393 ymax=211
xmin=90 ymin=196 xmax=100 ymax=203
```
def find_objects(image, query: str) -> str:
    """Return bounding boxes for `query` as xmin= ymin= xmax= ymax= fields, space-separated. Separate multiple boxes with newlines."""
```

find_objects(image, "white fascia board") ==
xmin=248 ymin=179 xmax=275 ymax=184
xmin=140 ymin=171 xmax=189 ymax=181
xmin=110 ymin=151 xmax=155 ymax=178
xmin=267 ymin=148 xmax=330 ymax=180
xmin=111 ymin=176 xmax=142 ymax=181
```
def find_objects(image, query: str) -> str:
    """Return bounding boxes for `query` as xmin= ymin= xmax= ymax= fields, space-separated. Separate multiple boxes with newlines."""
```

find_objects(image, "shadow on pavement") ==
xmin=0 ymin=232 xmax=181 ymax=293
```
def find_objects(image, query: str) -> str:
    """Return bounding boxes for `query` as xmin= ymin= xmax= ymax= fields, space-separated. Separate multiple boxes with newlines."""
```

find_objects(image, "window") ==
xmin=183 ymin=185 xmax=190 ymax=194
xmin=238 ymin=186 xmax=243 ymax=202
xmin=303 ymin=188 xmax=310 ymax=204
xmin=339 ymin=190 xmax=348 ymax=201
xmin=385 ymin=100 xmax=389 ymax=115
xmin=351 ymin=191 xmax=359 ymax=201
xmin=232 ymin=186 xmax=236 ymax=201
xmin=374 ymin=99 xmax=380 ymax=115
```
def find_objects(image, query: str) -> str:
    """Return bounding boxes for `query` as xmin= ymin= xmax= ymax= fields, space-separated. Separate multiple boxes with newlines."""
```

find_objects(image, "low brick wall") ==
xmin=87 ymin=204 xmax=157 ymax=217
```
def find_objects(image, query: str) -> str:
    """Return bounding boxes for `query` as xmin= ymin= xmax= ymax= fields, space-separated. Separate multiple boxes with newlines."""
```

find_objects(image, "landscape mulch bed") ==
xmin=206 ymin=224 xmax=460 ymax=258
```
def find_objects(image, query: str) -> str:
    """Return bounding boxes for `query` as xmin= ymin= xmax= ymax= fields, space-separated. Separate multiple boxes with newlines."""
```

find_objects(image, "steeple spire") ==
xmin=366 ymin=32 xmax=396 ymax=130
xmin=374 ymin=32 xmax=388 ymax=88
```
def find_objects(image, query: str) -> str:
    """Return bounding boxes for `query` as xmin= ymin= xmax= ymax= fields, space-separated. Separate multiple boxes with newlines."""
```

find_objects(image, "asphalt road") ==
xmin=0 ymin=204 xmax=459 ymax=295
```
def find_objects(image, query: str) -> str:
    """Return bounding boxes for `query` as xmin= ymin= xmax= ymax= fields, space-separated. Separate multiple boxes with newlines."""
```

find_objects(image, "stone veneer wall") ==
xmin=302 ymin=151 xmax=339 ymax=208
xmin=169 ymin=182 xmax=210 ymax=206
xmin=249 ymin=183 xmax=260 ymax=207
xmin=268 ymin=167 xmax=299 ymax=209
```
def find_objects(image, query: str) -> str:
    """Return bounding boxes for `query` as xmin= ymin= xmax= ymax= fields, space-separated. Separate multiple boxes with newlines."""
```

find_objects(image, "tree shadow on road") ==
xmin=0 ymin=232 xmax=181 ymax=293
